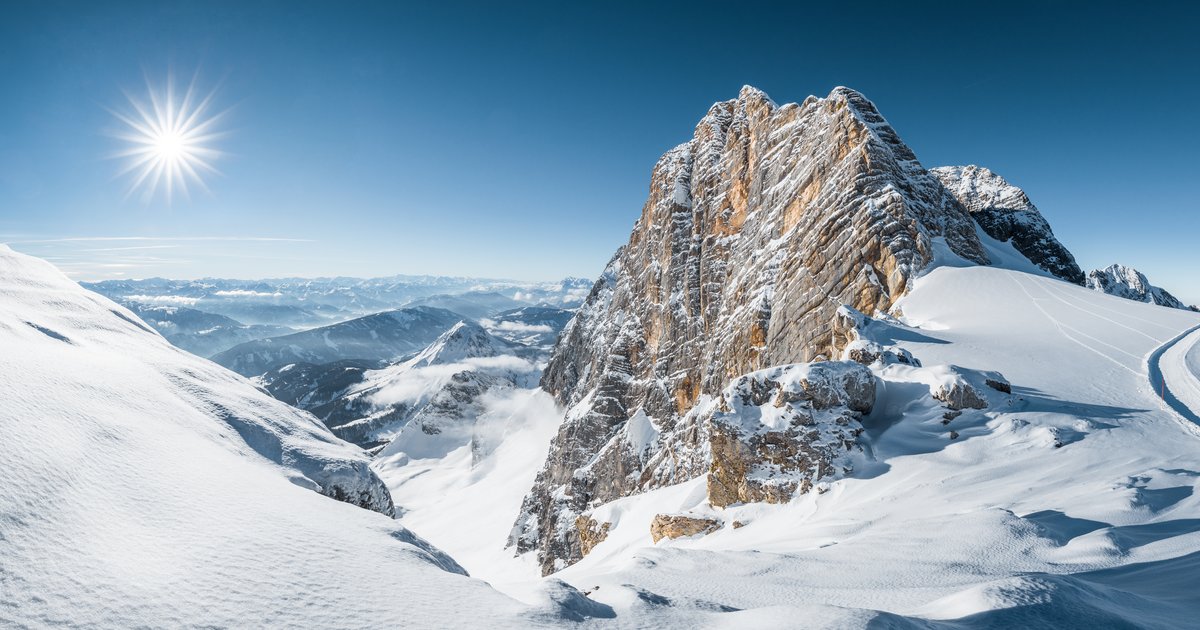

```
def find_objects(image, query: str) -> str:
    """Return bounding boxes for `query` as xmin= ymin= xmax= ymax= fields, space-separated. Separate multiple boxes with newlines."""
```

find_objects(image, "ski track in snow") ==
xmin=1016 ymin=272 xmax=1200 ymax=430
xmin=1008 ymin=273 xmax=1144 ymax=372
xmin=1148 ymin=324 xmax=1200 ymax=428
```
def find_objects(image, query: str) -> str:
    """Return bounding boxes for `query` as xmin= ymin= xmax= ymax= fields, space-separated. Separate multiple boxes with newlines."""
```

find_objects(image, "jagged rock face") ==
xmin=516 ymin=359 xmax=874 ymax=574
xmin=516 ymin=86 xmax=984 ymax=574
xmin=1086 ymin=264 xmax=1190 ymax=310
xmin=931 ymin=165 xmax=1084 ymax=285
xmin=932 ymin=378 xmax=988 ymax=411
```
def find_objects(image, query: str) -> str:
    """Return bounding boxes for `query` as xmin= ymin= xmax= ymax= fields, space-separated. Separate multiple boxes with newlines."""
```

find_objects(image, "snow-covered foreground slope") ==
xmin=0 ymin=246 xmax=572 ymax=628
xmin=381 ymin=260 xmax=1200 ymax=627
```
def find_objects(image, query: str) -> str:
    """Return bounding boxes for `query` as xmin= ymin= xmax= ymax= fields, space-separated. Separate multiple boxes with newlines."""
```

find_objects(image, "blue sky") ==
xmin=2 ymin=1 xmax=1198 ymax=300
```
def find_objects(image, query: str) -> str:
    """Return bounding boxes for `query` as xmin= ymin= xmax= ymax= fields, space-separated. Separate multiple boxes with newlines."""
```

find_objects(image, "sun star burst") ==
xmin=109 ymin=72 xmax=228 ymax=204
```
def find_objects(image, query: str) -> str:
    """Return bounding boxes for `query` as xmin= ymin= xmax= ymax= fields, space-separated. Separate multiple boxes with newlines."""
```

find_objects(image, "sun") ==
xmin=109 ymin=71 xmax=228 ymax=204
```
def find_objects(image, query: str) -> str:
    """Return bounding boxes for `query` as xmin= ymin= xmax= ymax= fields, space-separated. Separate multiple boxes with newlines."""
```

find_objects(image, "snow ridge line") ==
xmin=1146 ymin=323 xmax=1200 ymax=433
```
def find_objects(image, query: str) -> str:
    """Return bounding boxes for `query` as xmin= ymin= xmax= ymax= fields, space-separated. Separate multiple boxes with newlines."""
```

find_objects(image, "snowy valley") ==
xmin=4 ymin=85 xmax=1200 ymax=629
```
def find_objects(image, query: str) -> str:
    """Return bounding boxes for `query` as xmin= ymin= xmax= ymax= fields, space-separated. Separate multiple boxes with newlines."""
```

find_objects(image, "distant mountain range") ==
xmin=84 ymin=274 xmax=592 ymax=324
xmin=83 ymin=274 xmax=591 ymax=358
xmin=122 ymin=302 xmax=295 ymax=358
xmin=211 ymin=306 xmax=468 ymax=376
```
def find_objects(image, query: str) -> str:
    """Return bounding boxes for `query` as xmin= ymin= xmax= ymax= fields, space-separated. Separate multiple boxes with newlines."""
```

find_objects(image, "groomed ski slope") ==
xmin=1151 ymin=324 xmax=1200 ymax=425
xmin=0 ymin=246 xmax=575 ymax=628
xmin=389 ymin=259 xmax=1200 ymax=628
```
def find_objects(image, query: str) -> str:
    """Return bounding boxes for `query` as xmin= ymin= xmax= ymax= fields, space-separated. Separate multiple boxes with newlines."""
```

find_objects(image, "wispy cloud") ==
xmin=82 ymin=245 xmax=181 ymax=252
xmin=8 ymin=236 xmax=314 ymax=244
xmin=4 ymin=235 xmax=318 ymax=281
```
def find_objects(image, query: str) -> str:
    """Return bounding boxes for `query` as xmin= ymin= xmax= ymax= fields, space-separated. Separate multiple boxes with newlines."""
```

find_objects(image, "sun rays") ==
xmin=109 ymin=71 xmax=229 ymax=204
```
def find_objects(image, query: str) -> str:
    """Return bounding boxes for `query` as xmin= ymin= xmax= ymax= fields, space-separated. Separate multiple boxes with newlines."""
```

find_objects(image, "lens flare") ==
xmin=109 ymin=71 xmax=228 ymax=204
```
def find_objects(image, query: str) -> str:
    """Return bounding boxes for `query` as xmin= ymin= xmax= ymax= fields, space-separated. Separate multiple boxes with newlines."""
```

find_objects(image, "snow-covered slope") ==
xmin=0 ymin=245 xmax=569 ymax=627
xmin=1087 ymin=263 xmax=1192 ymax=310
xmin=362 ymin=253 xmax=1200 ymax=626
xmin=530 ymin=262 xmax=1200 ymax=627
xmin=0 ymin=245 xmax=393 ymax=515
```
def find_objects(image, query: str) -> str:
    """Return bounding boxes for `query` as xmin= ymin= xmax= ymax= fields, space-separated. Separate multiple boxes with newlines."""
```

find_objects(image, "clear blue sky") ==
xmin=2 ymin=1 xmax=1198 ymax=300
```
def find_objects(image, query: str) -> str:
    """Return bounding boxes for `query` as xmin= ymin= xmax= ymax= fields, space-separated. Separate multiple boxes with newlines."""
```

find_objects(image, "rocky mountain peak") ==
xmin=1087 ymin=263 xmax=1191 ymax=310
xmin=410 ymin=320 xmax=501 ymax=367
xmin=512 ymin=86 xmax=1005 ymax=574
xmin=931 ymin=165 xmax=1084 ymax=284
xmin=737 ymin=84 xmax=776 ymax=106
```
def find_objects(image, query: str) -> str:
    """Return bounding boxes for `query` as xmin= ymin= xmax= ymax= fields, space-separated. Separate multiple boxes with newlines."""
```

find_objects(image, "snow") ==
xmin=372 ymin=389 xmax=564 ymax=601
xmin=0 ymin=245 xmax=561 ymax=627
xmin=1152 ymin=324 xmax=1200 ymax=426
xmin=1087 ymin=263 xmax=1189 ymax=310
xmin=357 ymin=258 xmax=1200 ymax=626
xmin=11 ymin=231 xmax=1200 ymax=626
xmin=518 ymin=263 xmax=1200 ymax=626
xmin=623 ymin=409 xmax=660 ymax=454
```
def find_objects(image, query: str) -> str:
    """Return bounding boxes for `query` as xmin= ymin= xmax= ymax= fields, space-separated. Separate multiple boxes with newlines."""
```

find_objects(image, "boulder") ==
xmin=575 ymin=516 xmax=612 ymax=557
xmin=933 ymin=377 xmax=988 ymax=410
xmin=650 ymin=514 xmax=722 ymax=542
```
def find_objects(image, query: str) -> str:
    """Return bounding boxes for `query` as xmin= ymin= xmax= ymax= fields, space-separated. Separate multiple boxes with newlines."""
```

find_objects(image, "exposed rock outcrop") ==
xmin=835 ymin=305 xmax=919 ymax=367
xmin=514 ymin=86 xmax=989 ymax=574
xmin=931 ymin=165 xmax=1084 ymax=284
xmin=576 ymin=516 xmax=612 ymax=556
xmin=650 ymin=514 xmax=722 ymax=542
xmin=932 ymin=378 xmax=988 ymax=411
xmin=703 ymin=363 xmax=873 ymax=508
xmin=1086 ymin=264 xmax=1192 ymax=310
xmin=514 ymin=86 xmax=1064 ymax=575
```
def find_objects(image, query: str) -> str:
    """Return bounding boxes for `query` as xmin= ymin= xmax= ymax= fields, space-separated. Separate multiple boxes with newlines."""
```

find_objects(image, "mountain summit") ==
xmin=1087 ymin=263 xmax=1192 ymax=310
xmin=931 ymin=164 xmax=1084 ymax=284
xmin=512 ymin=86 xmax=1086 ymax=574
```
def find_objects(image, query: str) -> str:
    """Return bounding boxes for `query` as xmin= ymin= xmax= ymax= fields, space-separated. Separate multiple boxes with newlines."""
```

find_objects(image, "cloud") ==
xmin=212 ymin=289 xmax=283 ymax=298
xmin=481 ymin=320 xmax=554 ymax=334
xmin=124 ymin=294 xmax=201 ymax=306
xmin=368 ymin=356 xmax=538 ymax=408
xmin=83 ymin=245 xmax=181 ymax=252
xmin=8 ymin=236 xmax=314 ymax=244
